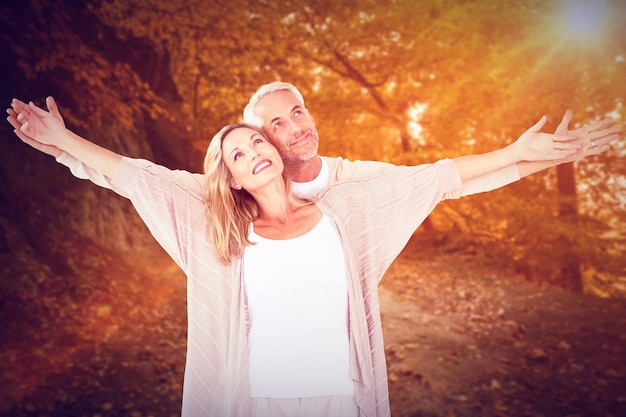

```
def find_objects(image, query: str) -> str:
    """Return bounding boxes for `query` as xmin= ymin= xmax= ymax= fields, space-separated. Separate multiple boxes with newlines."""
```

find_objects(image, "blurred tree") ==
xmin=1 ymin=0 xmax=624 ymax=294
xmin=471 ymin=0 xmax=626 ymax=292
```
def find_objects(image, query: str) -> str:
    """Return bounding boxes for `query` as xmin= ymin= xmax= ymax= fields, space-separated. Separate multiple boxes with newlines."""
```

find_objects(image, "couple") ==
xmin=7 ymin=82 xmax=619 ymax=417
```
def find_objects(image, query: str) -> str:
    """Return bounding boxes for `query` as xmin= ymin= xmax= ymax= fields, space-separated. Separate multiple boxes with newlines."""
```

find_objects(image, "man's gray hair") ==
xmin=243 ymin=81 xmax=306 ymax=128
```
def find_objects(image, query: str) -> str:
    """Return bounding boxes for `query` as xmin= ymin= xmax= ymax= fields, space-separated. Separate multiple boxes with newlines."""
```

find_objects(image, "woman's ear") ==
xmin=229 ymin=179 xmax=242 ymax=190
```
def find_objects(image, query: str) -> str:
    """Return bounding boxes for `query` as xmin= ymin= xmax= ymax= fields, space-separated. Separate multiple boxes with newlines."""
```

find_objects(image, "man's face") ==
xmin=254 ymin=89 xmax=320 ymax=167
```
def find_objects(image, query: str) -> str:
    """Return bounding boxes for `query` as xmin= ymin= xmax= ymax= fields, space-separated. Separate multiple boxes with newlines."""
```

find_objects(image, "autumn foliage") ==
xmin=0 ymin=1 xmax=625 ymax=416
xmin=3 ymin=0 xmax=624 ymax=294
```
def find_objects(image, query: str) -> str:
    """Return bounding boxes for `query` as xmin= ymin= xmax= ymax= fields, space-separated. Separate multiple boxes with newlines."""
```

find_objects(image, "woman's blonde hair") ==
xmin=203 ymin=123 xmax=295 ymax=263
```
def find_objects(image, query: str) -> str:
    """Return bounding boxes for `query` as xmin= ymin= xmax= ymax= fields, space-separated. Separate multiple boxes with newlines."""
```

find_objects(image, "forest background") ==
xmin=0 ymin=0 xmax=625 ymax=416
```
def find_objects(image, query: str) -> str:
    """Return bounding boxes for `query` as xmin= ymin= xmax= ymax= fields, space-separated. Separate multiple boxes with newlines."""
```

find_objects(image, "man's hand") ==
xmin=554 ymin=110 xmax=620 ymax=163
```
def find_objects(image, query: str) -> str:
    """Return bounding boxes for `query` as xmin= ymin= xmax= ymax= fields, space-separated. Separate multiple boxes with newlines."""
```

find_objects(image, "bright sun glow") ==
xmin=560 ymin=0 xmax=608 ymax=39
xmin=531 ymin=0 xmax=616 ymax=72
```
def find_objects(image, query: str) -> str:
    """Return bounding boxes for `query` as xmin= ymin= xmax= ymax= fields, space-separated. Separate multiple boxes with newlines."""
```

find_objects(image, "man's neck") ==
xmin=288 ymin=155 xmax=323 ymax=183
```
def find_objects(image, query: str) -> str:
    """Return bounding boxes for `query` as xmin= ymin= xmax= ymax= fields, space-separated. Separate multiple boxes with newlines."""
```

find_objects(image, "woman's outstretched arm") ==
xmin=452 ymin=111 xmax=620 ymax=181
xmin=451 ymin=114 xmax=577 ymax=181
xmin=8 ymin=96 xmax=122 ymax=178
xmin=7 ymin=96 xmax=64 ymax=158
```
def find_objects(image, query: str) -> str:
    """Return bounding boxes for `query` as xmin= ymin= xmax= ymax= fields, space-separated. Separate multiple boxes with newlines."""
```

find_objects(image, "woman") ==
xmin=6 ymin=97 xmax=606 ymax=417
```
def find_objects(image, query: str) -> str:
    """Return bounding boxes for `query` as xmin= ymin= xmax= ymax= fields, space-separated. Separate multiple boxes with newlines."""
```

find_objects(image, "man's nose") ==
xmin=287 ymin=118 xmax=303 ymax=134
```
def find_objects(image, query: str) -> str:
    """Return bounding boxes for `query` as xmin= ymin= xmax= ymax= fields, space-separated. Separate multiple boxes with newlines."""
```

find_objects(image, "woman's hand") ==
xmin=7 ymin=95 xmax=122 ymax=178
xmin=8 ymin=97 xmax=68 ymax=148
xmin=513 ymin=115 xmax=581 ymax=161
xmin=514 ymin=111 xmax=620 ymax=163
xmin=6 ymin=96 xmax=66 ymax=158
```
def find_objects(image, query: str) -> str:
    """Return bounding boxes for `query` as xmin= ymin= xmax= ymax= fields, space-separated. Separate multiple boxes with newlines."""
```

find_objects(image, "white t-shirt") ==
xmin=244 ymin=215 xmax=353 ymax=398
xmin=291 ymin=157 xmax=330 ymax=199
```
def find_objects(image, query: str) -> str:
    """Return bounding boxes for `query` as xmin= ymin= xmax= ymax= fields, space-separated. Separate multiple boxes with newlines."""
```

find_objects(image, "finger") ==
xmin=555 ymin=109 xmax=573 ymax=134
xmin=584 ymin=145 xmax=611 ymax=157
xmin=28 ymin=101 xmax=50 ymax=117
xmin=6 ymin=108 xmax=18 ymax=121
xmin=553 ymin=142 xmax=583 ymax=151
xmin=584 ymin=117 xmax=615 ymax=133
xmin=46 ymin=96 xmax=63 ymax=122
xmin=528 ymin=115 xmax=547 ymax=132
xmin=20 ymin=121 xmax=30 ymax=133
xmin=590 ymin=125 xmax=621 ymax=140
xmin=547 ymin=149 xmax=581 ymax=160
xmin=603 ymin=133 xmax=620 ymax=144
xmin=589 ymin=133 xmax=619 ymax=149
xmin=585 ymin=131 xmax=620 ymax=150
xmin=11 ymin=98 xmax=29 ymax=114
xmin=551 ymin=134 xmax=579 ymax=144
xmin=6 ymin=114 xmax=21 ymax=130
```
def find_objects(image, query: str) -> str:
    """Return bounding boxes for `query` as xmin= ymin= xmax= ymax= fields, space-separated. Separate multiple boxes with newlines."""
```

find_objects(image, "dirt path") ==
xmin=1 ymin=235 xmax=625 ymax=417
xmin=381 ymin=239 xmax=626 ymax=417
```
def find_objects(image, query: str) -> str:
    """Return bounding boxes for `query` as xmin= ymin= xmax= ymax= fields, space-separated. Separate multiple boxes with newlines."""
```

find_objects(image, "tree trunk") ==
xmin=556 ymin=163 xmax=583 ymax=293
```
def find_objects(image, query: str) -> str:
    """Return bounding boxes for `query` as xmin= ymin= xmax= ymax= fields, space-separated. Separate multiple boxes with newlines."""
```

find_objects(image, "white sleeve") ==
xmin=443 ymin=164 xmax=520 ymax=200
xmin=56 ymin=151 xmax=129 ymax=197
xmin=55 ymin=152 xmax=208 ymax=199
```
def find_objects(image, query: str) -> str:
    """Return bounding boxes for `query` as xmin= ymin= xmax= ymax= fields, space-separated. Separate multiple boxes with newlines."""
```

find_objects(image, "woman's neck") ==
xmin=249 ymin=179 xmax=292 ymax=222
xmin=250 ymin=180 xmax=321 ymax=240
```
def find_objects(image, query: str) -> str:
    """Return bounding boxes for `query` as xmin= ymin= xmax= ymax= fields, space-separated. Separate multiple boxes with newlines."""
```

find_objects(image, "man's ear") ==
xmin=229 ymin=179 xmax=242 ymax=190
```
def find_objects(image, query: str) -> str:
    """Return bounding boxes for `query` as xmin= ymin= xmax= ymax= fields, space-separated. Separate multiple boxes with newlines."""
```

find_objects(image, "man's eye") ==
xmin=294 ymin=110 xmax=302 ymax=117
xmin=273 ymin=121 xmax=283 ymax=130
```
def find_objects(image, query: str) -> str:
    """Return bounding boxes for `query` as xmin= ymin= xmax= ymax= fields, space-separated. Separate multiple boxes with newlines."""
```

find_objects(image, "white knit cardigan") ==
xmin=57 ymin=153 xmax=519 ymax=417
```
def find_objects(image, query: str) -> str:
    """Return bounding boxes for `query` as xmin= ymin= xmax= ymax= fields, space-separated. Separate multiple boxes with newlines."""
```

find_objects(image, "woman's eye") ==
xmin=254 ymin=138 xmax=263 ymax=144
xmin=234 ymin=152 xmax=242 ymax=161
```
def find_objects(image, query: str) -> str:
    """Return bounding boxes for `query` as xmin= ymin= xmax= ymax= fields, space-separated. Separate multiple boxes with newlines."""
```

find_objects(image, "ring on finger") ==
xmin=591 ymin=140 xmax=598 ymax=149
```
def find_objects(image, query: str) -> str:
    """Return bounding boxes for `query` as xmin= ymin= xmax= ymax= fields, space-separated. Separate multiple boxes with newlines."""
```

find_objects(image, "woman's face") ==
xmin=221 ymin=126 xmax=284 ymax=192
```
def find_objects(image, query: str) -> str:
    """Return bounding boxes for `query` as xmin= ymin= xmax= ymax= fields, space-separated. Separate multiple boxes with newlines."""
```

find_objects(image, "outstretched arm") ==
xmin=452 ymin=114 xmax=584 ymax=181
xmin=515 ymin=110 xmax=620 ymax=178
xmin=446 ymin=110 xmax=621 ymax=199
xmin=8 ymin=96 xmax=123 ymax=191
xmin=8 ymin=97 xmax=121 ymax=178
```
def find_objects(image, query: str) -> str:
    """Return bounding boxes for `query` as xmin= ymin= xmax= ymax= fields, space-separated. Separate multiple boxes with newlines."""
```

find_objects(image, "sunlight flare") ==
xmin=556 ymin=0 xmax=614 ymax=49
xmin=562 ymin=0 xmax=607 ymax=38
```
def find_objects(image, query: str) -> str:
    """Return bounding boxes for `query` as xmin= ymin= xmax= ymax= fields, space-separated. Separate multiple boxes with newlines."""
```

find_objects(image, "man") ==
xmin=243 ymin=83 xmax=397 ymax=198
xmin=242 ymin=81 xmax=617 ymax=199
